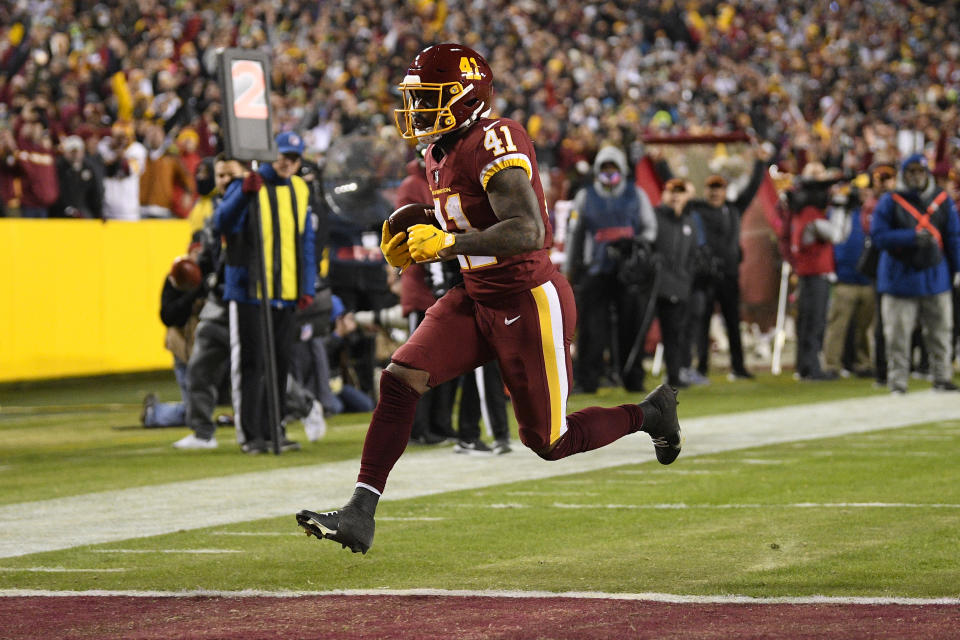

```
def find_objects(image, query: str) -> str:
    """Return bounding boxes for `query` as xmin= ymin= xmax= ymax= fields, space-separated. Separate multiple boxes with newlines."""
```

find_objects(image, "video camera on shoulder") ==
xmin=786 ymin=173 xmax=855 ymax=212
xmin=607 ymin=237 xmax=659 ymax=287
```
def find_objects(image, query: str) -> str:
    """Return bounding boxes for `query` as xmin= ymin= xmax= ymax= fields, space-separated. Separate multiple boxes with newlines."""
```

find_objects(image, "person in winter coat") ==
xmin=565 ymin=145 xmax=657 ymax=392
xmin=871 ymin=153 xmax=960 ymax=394
xmin=652 ymin=178 xmax=702 ymax=389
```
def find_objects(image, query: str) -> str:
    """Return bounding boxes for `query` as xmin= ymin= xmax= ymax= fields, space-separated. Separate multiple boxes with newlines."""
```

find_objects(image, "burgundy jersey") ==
xmin=425 ymin=117 xmax=557 ymax=302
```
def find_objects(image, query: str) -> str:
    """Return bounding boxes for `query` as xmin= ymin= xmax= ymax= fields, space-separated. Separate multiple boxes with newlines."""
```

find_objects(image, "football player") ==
xmin=297 ymin=43 xmax=682 ymax=554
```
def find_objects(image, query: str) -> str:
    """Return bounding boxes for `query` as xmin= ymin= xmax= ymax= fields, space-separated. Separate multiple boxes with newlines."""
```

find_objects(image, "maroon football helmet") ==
xmin=394 ymin=43 xmax=494 ymax=144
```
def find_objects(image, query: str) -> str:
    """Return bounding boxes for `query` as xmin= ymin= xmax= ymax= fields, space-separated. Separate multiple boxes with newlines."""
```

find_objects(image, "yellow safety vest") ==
xmin=256 ymin=175 xmax=311 ymax=301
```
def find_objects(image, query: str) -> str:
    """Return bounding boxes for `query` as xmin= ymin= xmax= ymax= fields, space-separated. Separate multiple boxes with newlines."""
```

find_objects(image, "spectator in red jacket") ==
xmin=0 ymin=120 xmax=59 ymax=217
xmin=786 ymin=163 xmax=839 ymax=381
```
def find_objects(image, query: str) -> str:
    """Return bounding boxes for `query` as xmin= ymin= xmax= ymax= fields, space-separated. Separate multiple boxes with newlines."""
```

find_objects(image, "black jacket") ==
xmin=159 ymin=278 xmax=204 ymax=328
xmin=686 ymin=159 xmax=766 ymax=276
xmin=653 ymin=204 xmax=700 ymax=303
xmin=687 ymin=201 xmax=740 ymax=277
xmin=51 ymin=157 xmax=103 ymax=218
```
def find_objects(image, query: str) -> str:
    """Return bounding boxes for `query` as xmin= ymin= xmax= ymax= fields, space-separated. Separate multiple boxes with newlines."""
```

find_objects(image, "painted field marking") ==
xmin=0 ymin=567 xmax=127 ymax=573
xmin=614 ymin=469 xmax=716 ymax=475
xmin=836 ymin=451 xmax=940 ymax=456
xmin=440 ymin=501 xmax=960 ymax=511
xmin=504 ymin=491 xmax=600 ymax=496
xmin=0 ymin=403 xmax=135 ymax=415
xmin=2 ymin=587 xmax=959 ymax=606
xmin=90 ymin=549 xmax=242 ymax=554
xmin=860 ymin=434 xmax=955 ymax=441
xmin=114 ymin=447 xmax=169 ymax=456
xmin=211 ymin=532 xmax=299 ymax=537
xmin=551 ymin=502 xmax=960 ymax=510
xmin=0 ymin=390 xmax=958 ymax=558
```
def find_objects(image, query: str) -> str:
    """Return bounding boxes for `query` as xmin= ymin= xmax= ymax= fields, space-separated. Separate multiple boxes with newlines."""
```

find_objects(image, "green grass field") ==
xmin=1 ymin=372 xmax=958 ymax=599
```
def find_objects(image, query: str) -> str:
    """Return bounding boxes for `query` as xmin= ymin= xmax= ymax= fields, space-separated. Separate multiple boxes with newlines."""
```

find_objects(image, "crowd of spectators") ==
xmin=2 ymin=0 xmax=960 ymax=219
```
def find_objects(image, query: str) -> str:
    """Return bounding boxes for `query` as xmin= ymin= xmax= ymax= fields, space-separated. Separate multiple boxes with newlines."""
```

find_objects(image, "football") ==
xmin=170 ymin=255 xmax=203 ymax=292
xmin=387 ymin=202 xmax=439 ymax=236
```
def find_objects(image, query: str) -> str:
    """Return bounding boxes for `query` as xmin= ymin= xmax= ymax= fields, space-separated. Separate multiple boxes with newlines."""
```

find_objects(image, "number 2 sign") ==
xmin=231 ymin=60 xmax=268 ymax=119
xmin=217 ymin=48 xmax=276 ymax=161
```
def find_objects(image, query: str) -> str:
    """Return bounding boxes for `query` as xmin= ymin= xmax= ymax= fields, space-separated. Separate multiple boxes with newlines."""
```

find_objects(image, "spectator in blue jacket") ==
xmin=822 ymin=183 xmax=876 ymax=378
xmin=214 ymin=132 xmax=317 ymax=452
xmin=871 ymin=154 xmax=960 ymax=394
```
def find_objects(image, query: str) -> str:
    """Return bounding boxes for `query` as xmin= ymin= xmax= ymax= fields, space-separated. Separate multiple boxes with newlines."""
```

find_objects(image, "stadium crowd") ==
xmin=3 ymin=0 xmax=960 ymax=217
xmin=2 ymin=0 xmax=958 ymax=451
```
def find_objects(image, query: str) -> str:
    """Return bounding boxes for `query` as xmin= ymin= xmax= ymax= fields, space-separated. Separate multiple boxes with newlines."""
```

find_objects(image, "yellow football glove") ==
xmin=380 ymin=220 xmax=412 ymax=270
xmin=407 ymin=224 xmax=456 ymax=263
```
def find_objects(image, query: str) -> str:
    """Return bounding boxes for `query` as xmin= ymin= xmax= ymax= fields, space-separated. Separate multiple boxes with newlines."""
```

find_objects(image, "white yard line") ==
xmin=550 ymin=502 xmax=960 ymax=510
xmin=0 ymin=391 xmax=955 ymax=559
xmin=210 ymin=531 xmax=300 ymax=536
xmin=89 ymin=549 xmax=242 ymax=554
xmin=0 ymin=567 xmax=127 ymax=573
xmin=1 ymin=587 xmax=959 ymax=606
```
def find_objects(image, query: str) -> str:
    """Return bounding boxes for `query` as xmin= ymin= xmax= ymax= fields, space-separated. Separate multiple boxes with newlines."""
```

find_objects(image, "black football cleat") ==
xmin=296 ymin=507 xmax=374 ymax=554
xmin=296 ymin=487 xmax=379 ymax=554
xmin=638 ymin=384 xmax=682 ymax=465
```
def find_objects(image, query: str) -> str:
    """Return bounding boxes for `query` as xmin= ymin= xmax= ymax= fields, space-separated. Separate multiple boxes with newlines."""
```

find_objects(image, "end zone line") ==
xmin=0 ymin=588 xmax=958 ymax=606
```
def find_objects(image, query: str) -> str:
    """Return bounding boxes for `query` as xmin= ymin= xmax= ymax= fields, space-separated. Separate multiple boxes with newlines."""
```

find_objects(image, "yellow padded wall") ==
xmin=0 ymin=219 xmax=193 ymax=381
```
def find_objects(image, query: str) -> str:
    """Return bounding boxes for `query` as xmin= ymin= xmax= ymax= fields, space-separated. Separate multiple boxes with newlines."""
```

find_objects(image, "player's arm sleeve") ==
xmin=474 ymin=120 xmax=536 ymax=190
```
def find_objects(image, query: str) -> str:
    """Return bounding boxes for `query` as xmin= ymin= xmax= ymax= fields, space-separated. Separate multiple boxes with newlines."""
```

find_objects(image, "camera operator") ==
xmin=821 ymin=178 xmax=876 ymax=378
xmin=565 ymin=145 xmax=657 ymax=393
xmin=784 ymin=162 xmax=842 ymax=381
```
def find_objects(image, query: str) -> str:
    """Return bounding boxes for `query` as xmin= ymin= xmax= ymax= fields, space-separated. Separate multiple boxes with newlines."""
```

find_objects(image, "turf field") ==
xmin=1 ymin=372 xmax=958 ymax=638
